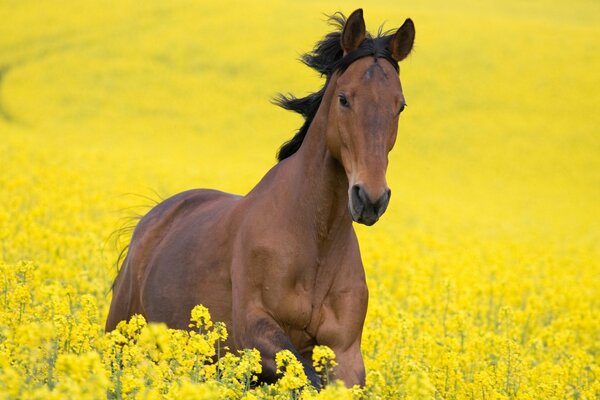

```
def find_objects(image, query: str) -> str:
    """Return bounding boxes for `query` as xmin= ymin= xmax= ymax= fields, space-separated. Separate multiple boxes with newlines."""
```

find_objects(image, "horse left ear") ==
xmin=389 ymin=18 xmax=415 ymax=62
xmin=341 ymin=9 xmax=366 ymax=54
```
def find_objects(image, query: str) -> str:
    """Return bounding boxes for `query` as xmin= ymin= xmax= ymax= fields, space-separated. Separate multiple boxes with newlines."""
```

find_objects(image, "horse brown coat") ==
xmin=106 ymin=9 xmax=415 ymax=388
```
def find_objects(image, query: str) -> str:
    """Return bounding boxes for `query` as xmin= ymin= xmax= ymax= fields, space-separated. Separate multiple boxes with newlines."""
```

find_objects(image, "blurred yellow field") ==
xmin=1 ymin=0 xmax=599 ymax=398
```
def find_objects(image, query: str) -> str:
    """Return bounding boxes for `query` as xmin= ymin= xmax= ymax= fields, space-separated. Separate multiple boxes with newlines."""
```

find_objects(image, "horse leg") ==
xmin=330 ymin=341 xmax=366 ymax=387
xmin=233 ymin=311 xmax=321 ymax=388
xmin=314 ymin=303 xmax=366 ymax=386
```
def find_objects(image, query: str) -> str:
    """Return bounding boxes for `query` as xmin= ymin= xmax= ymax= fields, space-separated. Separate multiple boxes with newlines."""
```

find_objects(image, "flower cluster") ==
xmin=100 ymin=307 xmax=262 ymax=398
xmin=312 ymin=346 xmax=337 ymax=386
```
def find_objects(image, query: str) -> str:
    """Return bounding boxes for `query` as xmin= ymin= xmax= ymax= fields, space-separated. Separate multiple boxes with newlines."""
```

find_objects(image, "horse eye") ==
xmin=398 ymin=103 xmax=407 ymax=115
xmin=339 ymin=94 xmax=349 ymax=108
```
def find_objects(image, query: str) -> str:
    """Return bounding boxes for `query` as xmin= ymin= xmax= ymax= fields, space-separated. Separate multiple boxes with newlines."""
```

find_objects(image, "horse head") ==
xmin=326 ymin=9 xmax=415 ymax=225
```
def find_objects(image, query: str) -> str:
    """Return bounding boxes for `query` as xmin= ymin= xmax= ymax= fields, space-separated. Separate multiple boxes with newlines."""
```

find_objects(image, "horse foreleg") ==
xmin=330 ymin=341 xmax=366 ymax=387
xmin=315 ymin=277 xmax=368 ymax=387
xmin=233 ymin=312 xmax=321 ymax=388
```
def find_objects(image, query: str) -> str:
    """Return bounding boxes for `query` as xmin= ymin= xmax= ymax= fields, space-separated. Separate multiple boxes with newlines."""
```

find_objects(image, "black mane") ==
xmin=275 ymin=12 xmax=400 ymax=162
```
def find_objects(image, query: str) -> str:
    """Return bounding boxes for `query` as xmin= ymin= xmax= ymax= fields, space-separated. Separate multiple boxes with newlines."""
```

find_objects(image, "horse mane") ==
xmin=275 ymin=12 xmax=400 ymax=162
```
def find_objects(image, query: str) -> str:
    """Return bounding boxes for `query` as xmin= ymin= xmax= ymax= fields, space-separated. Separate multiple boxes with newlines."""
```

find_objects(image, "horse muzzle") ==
xmin=349 ymin=184 xmax=391 ymax=226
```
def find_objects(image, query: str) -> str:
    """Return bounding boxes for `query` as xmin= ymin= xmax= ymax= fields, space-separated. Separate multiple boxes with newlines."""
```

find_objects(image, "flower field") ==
xmin=1 ymin=0 xmax=599 ymax=398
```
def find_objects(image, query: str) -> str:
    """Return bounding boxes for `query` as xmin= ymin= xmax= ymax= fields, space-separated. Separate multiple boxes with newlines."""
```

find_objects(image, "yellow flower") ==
xmin=276 ymin=350 xmax=309 ymax=394
xmin=190 ymin=305 xmax=213 ymax=330
xmin=312 ymin=345 xmax=337 ymax=386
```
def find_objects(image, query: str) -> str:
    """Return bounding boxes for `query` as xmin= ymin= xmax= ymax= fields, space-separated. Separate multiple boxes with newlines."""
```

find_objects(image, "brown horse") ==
xmin=106 ymin=9 xmax=415 ymax=388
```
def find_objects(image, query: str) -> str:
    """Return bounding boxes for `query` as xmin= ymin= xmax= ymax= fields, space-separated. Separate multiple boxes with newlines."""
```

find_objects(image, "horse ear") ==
xmin=389 ymin=18 xmax=415 ymax=62
xmin=341 ymin=9 xmax=366 ymax=54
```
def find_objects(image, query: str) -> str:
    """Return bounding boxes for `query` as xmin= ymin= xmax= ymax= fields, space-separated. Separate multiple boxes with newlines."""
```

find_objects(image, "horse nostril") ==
xmin=353 ymin=184 xmax=371 ymax=204
xmin=350 ymin=185 xmax=390 ymax=223
xmin=374 ymin=188 xmax=391 ymax=217
xmin=351 ymin=184 xmax=364 ymax=214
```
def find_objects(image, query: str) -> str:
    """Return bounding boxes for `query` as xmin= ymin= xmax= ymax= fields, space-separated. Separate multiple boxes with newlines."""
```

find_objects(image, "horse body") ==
xmin=107 ymin=9 xmax=415 ymax=388
xmin=107 ymin=91 xmax=368 ymax=384
xmin=107 ymin=189 xmax=239 ymax=331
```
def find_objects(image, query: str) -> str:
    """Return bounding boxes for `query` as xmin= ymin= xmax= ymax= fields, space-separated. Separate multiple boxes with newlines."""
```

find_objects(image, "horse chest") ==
xmin=263 ymin=256 xmax=338 ymax=332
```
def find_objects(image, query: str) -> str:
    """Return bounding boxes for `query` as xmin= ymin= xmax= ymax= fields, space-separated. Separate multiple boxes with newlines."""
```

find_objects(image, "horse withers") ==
xmin=106 ymin=9 xmax=415 ymax=388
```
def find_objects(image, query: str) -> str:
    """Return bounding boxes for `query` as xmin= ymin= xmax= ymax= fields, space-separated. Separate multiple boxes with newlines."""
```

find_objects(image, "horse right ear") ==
xmin=389 ymin=18 xmax=415 ymax=62
xmin=341 ymin=9 xmax=366 ymax=54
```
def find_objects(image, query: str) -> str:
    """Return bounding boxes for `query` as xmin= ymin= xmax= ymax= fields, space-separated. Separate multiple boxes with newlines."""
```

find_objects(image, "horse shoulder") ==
xmin=227 ymin=200 xmax=319 ymax=331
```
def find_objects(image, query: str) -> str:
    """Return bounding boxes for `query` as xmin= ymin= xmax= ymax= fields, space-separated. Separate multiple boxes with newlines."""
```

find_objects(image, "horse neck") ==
xmin=286 ymin=74 xmax=352 ymax=239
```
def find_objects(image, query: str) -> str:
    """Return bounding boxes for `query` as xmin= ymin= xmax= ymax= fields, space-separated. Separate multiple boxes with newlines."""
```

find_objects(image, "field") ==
xmin=1 ymin=0 xmax=600 ymax=398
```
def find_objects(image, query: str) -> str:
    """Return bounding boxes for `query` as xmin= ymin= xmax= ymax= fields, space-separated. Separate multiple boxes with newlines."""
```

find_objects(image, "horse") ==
xmin=106 ymin=9 xmax=415 ymax=388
